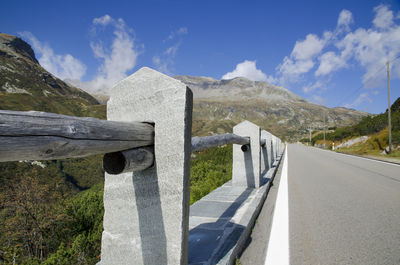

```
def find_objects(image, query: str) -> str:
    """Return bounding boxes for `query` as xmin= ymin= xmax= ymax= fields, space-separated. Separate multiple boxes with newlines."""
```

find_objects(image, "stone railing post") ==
xmin=232 ymin=120 xmax=261 ymax=188
xmin=278 ymin=139 xmax=281 ymax=156
xmin=260 ymin=130 xmax=272 ymax=175
xmin=269 ymin=135 xmax=274 ymax=165
xmin=272 ymin=135 xmax=277 ymax=161
xmin=99 ymin=67 xmax=192 ymax=265
xmin=276 ymin=137 xmax=280 ymax=158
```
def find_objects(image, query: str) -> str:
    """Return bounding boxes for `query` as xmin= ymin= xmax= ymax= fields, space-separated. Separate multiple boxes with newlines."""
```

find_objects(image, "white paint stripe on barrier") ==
xmin=265 ymin=145 xmax=289 ymax=265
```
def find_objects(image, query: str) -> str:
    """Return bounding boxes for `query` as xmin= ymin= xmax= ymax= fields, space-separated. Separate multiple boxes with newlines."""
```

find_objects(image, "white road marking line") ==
xmin=312 ymin=146 xmax=400 ymax=167
xmin=265 ymin=145 xmax=289 ymax=265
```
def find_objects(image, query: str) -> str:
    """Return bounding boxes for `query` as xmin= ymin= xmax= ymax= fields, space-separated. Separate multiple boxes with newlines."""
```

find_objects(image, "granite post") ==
xmin=232 ymin=121 xmax=261 ymax=188
xmin=278 ymin=139 xmax=282 ymax=156
xmin=99 ymin=67 xmax=192 ymax=265
xmin=260 ymin=130 xmax=272 ymax=175
xmin=271 ymin=135 xmax=277 ymax=161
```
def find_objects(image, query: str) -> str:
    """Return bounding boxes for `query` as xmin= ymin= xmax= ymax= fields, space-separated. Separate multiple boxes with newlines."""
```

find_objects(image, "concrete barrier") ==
xmin=271 ymin=134 xmax=278 ymax=161
xmin=261 ymin=130 xmax=273 ymax=175
xmin=100 ymin=67 xmax=193 ymax=265
xmin=188 ymin=143 xmax=285 ymax=265
xmin=98 ymin=67 xmax=284 ymax=265
xmin=232 ymin=121 xmax=261 ymax=188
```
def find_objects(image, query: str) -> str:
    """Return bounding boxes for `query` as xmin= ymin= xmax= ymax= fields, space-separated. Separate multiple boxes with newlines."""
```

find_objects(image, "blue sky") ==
xmin=1 ymin=0 xmax=400 ymax=113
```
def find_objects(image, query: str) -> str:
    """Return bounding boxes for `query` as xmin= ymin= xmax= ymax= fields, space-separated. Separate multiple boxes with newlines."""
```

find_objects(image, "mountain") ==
xmin=0 ymin=33 xmax=105 ymax=117
xmin=0 ymin=31 xmax=366 ymax=141
xmin=0 ymin=32 xmax=107 ymax=190
xmin=175 ymin=75 xmax=305 ymax=102
xmin=174 ymin=75 xmax=368 ymax=140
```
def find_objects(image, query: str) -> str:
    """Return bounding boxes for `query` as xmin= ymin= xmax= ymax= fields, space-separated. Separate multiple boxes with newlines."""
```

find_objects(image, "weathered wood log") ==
xmin=191 ymin=133 xmax=250 ymax=152
xmin=0 ymin=110 xmax=154 ymax=162
xmin=103 ymin=147 xmax=154 ymax=174
xmin=241 ymin=144 xmax=250 ymax=152
xmin=104 ymin=133 xmax=253 ymax=173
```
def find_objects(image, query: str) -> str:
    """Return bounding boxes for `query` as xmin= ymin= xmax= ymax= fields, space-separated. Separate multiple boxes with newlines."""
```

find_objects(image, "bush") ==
xmin=190 ymin=145 xmax=232 ymax=204
xmin=311 ymin=97 xmax=400 ymax=145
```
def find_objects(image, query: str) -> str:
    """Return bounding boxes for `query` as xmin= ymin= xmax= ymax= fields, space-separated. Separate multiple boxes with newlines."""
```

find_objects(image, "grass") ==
xmin=190 ymin=145 xmax=232 ymax=204
xmin=319 ymin=128 xmax=400 ymax=162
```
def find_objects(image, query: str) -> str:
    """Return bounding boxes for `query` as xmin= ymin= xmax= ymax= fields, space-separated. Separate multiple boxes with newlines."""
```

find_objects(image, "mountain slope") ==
xmin=309 ymin=97 xmax=400 ymax=158
xmin=0 ymin=33 xmax=106 ymax=264
xmin=0 ymin=33 xmax=107 ymax=191
xmin=175 ymin=75 xmax=305 ymax=102
xmin=0 ymin=33 xmax=104 ymax=117
xmin=175 ymin=75 xmax=368 ymax=140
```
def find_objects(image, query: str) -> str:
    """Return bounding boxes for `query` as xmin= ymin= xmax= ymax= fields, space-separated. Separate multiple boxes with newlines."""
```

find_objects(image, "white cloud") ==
xmin=333 ymin=6 xmax=400 ymax=90
xmin=93 ymin=14 xmax=112 ymax=26
xmin=177 ymin=27 xmax=188 ymax=35
xmin=166 ymin=27 xmax=188 ymax=42
xmin=154 ymin=27 xmax=188 ymax=75
xmin=373 ymin=5 xmax=394 ymax=29
xmin=84 ymin=15 xmax=141 ymax=94
xmin=337 ymin=10 xmax=353 ymax=32
xmin=222 ymin=60 xmax=268 ymax=81
xmin=277 ymin=34 xmax=327 ymax=83
xmin=315 ymin=51 xmax=347 ymax=76
xmin=19 ymin=31 xmax=86 ymax=81
xmin=302 ymin=81 xmax=324 ymax=93
xmin=165 ymin=42 xmax=180 ymax=56
xmin=276 ymin=10 xmax=355 ymax=83
xmin=278 ymin=57 xmax=314 ymax=78
xmin=20 ymin=15 xmax=142 ymax=95
xmin=292 ymin=34 xmax=325 ymax=60
xmin=337 ymin=17 xmax=400 ymax=88
xmin=273 ymin=3 xmax=400 ymax=99
xmin=311 ymin=95 xmax=326 ymax=105
xmin=344 ymin=93 xmax=372 ymax=108
xmin=265 ymin=75 xmax=279 ymax=85
xmin=153 ymin=42 xmax=181 ymax=75
xmin=152 ymin=55 xmax=169 ymax=74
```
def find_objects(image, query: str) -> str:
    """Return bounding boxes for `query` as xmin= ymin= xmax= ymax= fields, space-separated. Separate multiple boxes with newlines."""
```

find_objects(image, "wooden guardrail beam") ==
xmin=0 ymin=110 xmax=154 ymax=162
xmin=191 ymin=133 xmax=250 ymax=152
xmin=104 ymin=133 xmax=256 ymax=174
xmin=103 ymin=147 xmax=154 ymax=174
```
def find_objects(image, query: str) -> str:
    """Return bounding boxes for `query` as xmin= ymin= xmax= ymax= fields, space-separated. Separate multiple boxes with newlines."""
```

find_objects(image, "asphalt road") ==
xmin=289 ymin=144 xmax=400 ymax=265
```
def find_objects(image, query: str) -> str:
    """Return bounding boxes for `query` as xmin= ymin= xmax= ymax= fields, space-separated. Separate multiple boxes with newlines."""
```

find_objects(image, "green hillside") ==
xmin=303 ymin=97 xmax=400 ymax=158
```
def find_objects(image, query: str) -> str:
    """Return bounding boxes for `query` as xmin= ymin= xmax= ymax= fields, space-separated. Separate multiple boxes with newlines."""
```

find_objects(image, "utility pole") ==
xmin=387 ymin=61 xmax=392 ymax=153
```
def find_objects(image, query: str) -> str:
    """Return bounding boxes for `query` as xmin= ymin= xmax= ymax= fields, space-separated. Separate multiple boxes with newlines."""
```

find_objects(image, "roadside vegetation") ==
xmin=0 ymin=88 xmax=234 ymax=264
xmin=190 ymin=145 xmax=232 ymax=204
xmin=0 ymin=145 xmax=232 ymax=264
xmin=301 ymin=97 xmax=400 ymax=159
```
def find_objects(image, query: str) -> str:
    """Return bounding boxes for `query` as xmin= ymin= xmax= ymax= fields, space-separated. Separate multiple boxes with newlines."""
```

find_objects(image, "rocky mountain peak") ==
xmin=0 ymin=33 xmax=100 ymax=116
xmin=174 ymin=74 xmax=305 ymax=102
xmin=0 ymin=33 xmax=38 ymax=64
xmin=225 ymin=76 xmax=254 ymax=86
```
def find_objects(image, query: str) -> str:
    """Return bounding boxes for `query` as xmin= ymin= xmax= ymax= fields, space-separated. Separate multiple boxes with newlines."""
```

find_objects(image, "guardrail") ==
xmin=0 ymin=67 xmax=283 ymax=265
